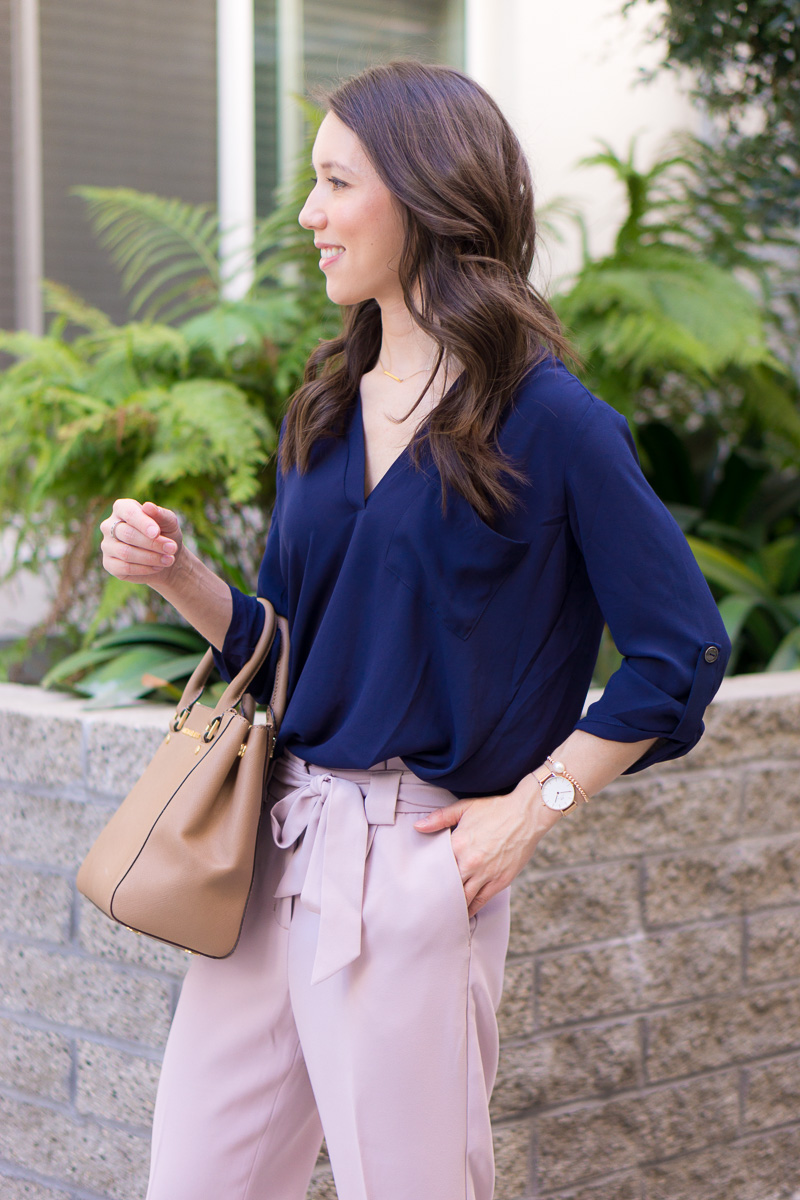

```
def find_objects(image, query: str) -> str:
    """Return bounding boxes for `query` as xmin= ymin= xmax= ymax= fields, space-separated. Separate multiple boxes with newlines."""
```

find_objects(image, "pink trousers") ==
xmin=145 ymin=748 xmax=511 ymax=1200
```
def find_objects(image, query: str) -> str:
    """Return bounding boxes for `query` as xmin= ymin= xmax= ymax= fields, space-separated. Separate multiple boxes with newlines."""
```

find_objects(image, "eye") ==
xmin=327 ymin=176 xmax=347 ymax=190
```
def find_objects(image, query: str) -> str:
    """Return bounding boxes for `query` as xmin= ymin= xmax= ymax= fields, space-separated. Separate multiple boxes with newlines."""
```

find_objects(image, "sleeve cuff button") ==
xmin=704 ymin=646 xmax=720 ymax=663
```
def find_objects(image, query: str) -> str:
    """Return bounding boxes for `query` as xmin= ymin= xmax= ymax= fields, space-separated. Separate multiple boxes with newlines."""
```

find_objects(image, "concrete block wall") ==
xmin=0 ymin=674 xmax=799 ymax=1199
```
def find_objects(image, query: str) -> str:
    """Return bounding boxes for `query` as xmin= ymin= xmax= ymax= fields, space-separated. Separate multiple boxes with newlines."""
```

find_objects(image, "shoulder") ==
xmin=510 ymin=357 xmax=628 ymax=448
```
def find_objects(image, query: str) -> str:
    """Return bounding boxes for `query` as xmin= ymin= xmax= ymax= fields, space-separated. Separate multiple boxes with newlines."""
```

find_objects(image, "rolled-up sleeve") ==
xmin=567 ymin=400 xmax=730 ymax=772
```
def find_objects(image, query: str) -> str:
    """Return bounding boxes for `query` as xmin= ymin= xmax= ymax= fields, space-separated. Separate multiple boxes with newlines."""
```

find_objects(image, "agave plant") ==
xmin=40 ymin=621 xmax=217 ymax=708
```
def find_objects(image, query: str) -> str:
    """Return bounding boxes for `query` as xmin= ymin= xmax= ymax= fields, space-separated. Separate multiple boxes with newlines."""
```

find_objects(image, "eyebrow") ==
xmin=312 ymin=159 xmax=358 ymax=175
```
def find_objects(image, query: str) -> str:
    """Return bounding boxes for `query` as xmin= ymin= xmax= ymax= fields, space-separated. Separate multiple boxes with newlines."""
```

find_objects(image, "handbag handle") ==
xmin=173 ymin=598 xmax=290 ymax=731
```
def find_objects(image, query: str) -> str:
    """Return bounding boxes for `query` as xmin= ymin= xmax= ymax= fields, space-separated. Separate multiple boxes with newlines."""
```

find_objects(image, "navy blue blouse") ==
xmin=213 ymin=356 xmax=730 ymax=799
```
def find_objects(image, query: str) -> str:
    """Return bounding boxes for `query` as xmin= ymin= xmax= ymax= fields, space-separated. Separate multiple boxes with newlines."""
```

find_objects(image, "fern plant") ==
xmin=1 ymin=109 xmax=338 ymax=665
xmin=552 ymin=139 xmax=800 ymax=463
xmin=0 ymin=282 xmax=275 ymax=638
xmin=556 ymin=140 xmax=800 ymax=681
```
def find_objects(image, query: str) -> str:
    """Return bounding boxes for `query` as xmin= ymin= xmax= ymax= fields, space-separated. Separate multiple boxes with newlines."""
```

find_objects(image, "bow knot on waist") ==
xmin=268 ymin=752 xmax=450 ymax=984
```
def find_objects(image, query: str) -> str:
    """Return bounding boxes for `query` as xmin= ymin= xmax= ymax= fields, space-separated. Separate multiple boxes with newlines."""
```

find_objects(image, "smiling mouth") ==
xmin=319 ymin=246 xmax=345 ymax=269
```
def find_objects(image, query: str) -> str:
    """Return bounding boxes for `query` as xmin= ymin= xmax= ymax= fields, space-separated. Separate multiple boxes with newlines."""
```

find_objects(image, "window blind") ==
xmin=38 ymin=0 xmax=217 ymax=325
xmin=255 ymin=0 xmax=462 ymax=216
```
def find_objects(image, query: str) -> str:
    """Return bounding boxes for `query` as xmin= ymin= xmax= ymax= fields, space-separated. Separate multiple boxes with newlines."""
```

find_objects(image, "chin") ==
xmin=325 ymin=281 xmax=371 ymax=307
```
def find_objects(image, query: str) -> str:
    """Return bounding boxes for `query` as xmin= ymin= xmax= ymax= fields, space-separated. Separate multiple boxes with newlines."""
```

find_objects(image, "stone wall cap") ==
xmin=0 ymin=681 xmax=173 ymax=728
xmin=2 ymin=668 xmax=799 ymax=735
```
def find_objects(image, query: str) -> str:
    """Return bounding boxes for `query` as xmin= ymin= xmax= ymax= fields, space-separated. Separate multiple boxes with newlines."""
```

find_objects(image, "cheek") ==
xmin=357 ymin=194 xmax=405 ymax=267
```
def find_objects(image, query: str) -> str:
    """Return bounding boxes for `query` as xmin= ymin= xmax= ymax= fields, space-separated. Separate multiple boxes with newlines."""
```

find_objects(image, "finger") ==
xmin=103 ymin=537 xmax=175 ymax=570
xmin=414 ymin=801 xmax=469 ymax=833
xmin=141 ymin=501 xmax=181 ymax=539
xmin=103 ymin=559 xmax=170 ymax=579
xmin=466 ymin=881 xmax=496 ymax=918
xmin=110 ymin=498 xmax=162 ymax=541
xmin=112 ymin=522 xmax=178 ymax=556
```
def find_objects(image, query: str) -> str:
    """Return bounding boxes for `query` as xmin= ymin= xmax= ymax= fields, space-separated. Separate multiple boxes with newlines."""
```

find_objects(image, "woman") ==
xmin=100 ymin=61 xmax=730 ymax=1200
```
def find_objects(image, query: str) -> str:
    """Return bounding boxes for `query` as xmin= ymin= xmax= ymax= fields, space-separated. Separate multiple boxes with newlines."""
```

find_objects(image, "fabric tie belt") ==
xmin=269 ymin=748 xmax=453 ymax=985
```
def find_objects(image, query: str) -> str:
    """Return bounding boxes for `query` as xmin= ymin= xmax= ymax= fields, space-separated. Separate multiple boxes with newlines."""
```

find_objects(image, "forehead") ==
xmin=311 ymin=112 xmax=372 ymax=175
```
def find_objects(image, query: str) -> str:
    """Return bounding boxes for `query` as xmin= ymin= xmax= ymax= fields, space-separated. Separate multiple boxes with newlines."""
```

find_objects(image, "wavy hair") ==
xmin=279 ymin=60 xmax=579 ymax=523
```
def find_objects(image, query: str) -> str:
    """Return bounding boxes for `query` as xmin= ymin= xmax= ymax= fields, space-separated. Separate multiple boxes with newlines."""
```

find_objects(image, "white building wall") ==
xmin=466 ymin=0 xmax=697 ymax=293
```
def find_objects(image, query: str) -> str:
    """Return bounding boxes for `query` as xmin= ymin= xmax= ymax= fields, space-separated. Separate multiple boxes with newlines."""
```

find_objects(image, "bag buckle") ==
xmin=173 ymin=707 xmax=191 ymax=732
xmin=203 ymin=715 xmax=223 ymax=743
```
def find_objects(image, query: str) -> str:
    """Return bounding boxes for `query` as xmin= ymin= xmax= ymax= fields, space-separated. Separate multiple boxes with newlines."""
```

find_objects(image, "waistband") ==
xmin=268 ymin=748 xmax=455 ymax=984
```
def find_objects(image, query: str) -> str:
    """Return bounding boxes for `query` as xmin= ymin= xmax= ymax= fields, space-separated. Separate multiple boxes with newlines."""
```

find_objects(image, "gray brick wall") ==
xmin=0 ymin=675 xmax=799 ymax=1199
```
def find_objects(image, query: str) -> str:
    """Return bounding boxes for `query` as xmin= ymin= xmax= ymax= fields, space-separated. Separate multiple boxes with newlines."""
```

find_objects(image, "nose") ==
xmin=298 ymin=190 xmax=325 ymax=231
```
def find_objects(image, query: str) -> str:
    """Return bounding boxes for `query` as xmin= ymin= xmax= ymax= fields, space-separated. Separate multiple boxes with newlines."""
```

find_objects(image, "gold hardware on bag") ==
xmin=237 ymin=743 xmax=247 ymax=758
xmin=179 ymin=726 xmax=202 ymax=741
xmin=203 ymin=715 xmax=222 ymax=743
xmin=173 ymin=707 xmax=191 ymax=732
xmin=194 ymin=746 xmax=202 ymax=755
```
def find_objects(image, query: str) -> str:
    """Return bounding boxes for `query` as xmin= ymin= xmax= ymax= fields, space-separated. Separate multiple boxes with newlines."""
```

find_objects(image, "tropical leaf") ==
xmin=556 ymin=245 xmax=771 ymax=384
xmin=767 ymin=627 xmax=800 ymax=671
xmin=75 ymin=648 xmax=205 ymax=707
xmin=132 ymin=379 xmax=274 ymax=504
xmin=40 ymin=645 xmax=121 ymax=688
xmin=180 ymin=296 xmax=301 ymax=364
xmin=759 ymin=534 xmax=800 ymax=594
xmin=90 ymin=623 xmax=206 ymax=652
xmin=686 ymin=536 xmax=771 ymax=597
xmin=42 ymin=280 xmax=114 ymax=334
xmin=71 ymin=186 xmax=222 ymax=323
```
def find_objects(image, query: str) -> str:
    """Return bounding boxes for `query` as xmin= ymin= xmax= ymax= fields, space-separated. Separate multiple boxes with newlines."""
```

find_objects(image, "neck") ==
xmin=375 ymin=291 xmax=440 ymax=380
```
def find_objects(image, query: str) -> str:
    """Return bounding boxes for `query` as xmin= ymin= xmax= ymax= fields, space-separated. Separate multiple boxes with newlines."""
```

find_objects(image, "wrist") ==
xmin=518 ymin=772 xmax=563 ymax=836
xmin=531 ymin=756 xmax=592 ymax=815
xmin=150 ymin=543 xmax=195 ymax=600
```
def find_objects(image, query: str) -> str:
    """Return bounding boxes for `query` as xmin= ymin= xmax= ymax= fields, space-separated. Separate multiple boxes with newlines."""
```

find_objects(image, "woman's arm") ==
xmin=415 ymin=731 xmax=658 ymax=917
xmin=543 ymin=728 xmax=658 ymax=798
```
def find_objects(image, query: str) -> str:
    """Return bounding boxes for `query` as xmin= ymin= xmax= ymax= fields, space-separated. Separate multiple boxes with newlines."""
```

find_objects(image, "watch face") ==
xmin=541 ymin=775 xmax=575 ymax=812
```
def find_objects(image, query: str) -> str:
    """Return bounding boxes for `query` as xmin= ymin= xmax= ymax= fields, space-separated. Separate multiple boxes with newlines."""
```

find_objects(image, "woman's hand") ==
xmin=100 ymin=499 xmax=183 ymax=587
xmin=414 ymin=775 xmax=562 ymax=917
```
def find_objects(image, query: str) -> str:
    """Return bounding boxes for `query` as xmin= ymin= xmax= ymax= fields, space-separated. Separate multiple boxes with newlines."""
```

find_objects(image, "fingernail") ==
xmin=414 ymin=816 xmax=432 ymax=828
xmin=162 ymin=540 xmax=177 ymax=553
xmin=147 ymin=524 xmax=159 ymax=537
xmin=160 ymin=554 xmax=174 ymax=565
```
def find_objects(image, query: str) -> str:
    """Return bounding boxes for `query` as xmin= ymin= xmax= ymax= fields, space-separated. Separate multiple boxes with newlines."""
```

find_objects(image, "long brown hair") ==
xmin=280 ymin=60 xmax=578 ymax=523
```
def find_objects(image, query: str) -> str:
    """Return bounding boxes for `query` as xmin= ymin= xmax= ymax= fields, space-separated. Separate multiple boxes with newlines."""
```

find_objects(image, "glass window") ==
xmin=255 ymin=0 xmax=464 ymax=216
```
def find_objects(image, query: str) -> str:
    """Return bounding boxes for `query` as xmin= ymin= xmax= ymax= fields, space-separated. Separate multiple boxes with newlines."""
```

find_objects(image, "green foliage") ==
xmin=1 ymin=106 xmax=338 ymax=659
xmin=661 ymin=432 xmax=800 ymax=674
xmin=0 ymin=282 xmax=276 ymax=634
xmin=555 ymin=142 xmax=800 ymax=681
xmin=40 ymin=621 xmax=226 ymax=708
xmin=72 ymin=187 xmax=222 ymax=324
xmin=625 ymin=0 xmax=800 ymax=236
xmin=552 ymin=140 xmax=800 ymax=466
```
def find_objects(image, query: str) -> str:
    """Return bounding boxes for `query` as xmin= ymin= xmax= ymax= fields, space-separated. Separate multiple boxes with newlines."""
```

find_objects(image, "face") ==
xmin=298 ymin=112 xmax=407 ymax=308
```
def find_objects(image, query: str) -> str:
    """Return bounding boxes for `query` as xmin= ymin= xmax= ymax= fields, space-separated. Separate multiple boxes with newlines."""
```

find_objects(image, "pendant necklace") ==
xmin=378 ymin=356 xmax=438 ymax=384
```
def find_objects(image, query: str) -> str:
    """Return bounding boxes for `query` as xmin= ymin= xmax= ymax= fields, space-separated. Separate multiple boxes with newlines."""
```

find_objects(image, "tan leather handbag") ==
xmin=77 ymin=599 xmax=290 ymax=958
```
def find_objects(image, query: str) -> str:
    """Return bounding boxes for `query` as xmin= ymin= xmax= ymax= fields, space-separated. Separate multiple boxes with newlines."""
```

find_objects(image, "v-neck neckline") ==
xmin=345 ymin=389 xmax=414 ymax=510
